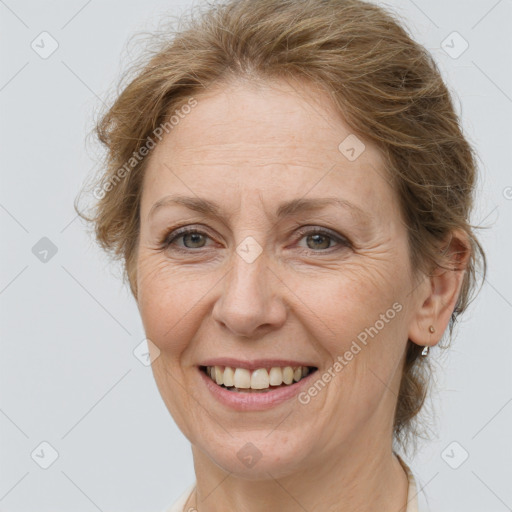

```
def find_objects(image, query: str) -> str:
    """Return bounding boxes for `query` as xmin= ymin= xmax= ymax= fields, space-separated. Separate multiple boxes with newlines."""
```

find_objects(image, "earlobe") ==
xmin=408 ymin=229 xmax=471 ymax=347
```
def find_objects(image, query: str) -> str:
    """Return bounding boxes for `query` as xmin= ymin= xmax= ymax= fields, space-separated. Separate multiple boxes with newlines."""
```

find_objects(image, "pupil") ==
xmin=308 ymin=234 xmax=329 ymax=250
xmin=185 ymin=233 xmax=204 ymax=248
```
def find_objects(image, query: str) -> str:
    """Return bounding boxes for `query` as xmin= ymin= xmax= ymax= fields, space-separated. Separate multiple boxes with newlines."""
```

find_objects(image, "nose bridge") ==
xmin=212 ymin=237 xmax=285 ymax=337
xmin=230 ymin=248 xmax=267 ymax=302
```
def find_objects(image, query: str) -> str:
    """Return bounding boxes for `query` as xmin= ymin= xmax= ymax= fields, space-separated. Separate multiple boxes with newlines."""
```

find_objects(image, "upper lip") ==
xmin=199 ymin=358 xmax=318 ymax=371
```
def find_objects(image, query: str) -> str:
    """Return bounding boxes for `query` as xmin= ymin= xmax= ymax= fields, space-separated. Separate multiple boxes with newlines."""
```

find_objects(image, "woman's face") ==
xmin=136 ymin=79 xmax=425 ymax=478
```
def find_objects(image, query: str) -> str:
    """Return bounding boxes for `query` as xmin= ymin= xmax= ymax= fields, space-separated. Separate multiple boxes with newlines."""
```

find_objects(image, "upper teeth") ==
xmin=206 ymin=366 xmax=310 ymax=389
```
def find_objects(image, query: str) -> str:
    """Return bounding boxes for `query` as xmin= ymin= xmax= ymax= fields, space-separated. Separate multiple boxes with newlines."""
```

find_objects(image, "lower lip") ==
xmin=198 ymin=367 xmax=316 ymax=411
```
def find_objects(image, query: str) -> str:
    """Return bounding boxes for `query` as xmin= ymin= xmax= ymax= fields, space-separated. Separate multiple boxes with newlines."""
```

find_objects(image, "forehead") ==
xmin=141 ymin=78 xmax=397 ymax=222
xmin=152 ymin=78 xmax=372 ymax=163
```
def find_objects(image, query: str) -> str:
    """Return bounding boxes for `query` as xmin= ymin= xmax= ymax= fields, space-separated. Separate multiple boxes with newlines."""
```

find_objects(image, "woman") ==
xmin=77 ymin=0 xmax=486 ymax=510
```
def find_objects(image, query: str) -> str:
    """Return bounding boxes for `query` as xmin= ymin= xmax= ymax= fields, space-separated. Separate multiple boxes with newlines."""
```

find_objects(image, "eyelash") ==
xmin=160 ymin=225 xmax=351 ymax=254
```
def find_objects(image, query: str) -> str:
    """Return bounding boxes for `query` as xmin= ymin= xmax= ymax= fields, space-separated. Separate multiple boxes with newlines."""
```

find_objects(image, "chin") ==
xmin=193 ymin=428 xmax=316 ymax=480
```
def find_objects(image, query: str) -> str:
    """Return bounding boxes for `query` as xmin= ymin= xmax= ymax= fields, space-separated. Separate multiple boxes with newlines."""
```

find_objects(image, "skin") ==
xmin=135 ymin=77 xmax=469 ymax=512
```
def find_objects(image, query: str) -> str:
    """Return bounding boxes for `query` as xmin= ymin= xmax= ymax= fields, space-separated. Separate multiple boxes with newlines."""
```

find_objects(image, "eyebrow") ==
xmin=148 ymin=194 xmax=371 ymax=225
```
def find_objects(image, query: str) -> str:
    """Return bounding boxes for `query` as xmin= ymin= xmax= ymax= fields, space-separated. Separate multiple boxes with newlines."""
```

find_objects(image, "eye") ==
xmin=295 ymin=227 xmax=350 ymax=252
xmin=160 ymin=225 xmax=350 ymax=254
xmin=162 ymin=227 xmax=213 ymax=251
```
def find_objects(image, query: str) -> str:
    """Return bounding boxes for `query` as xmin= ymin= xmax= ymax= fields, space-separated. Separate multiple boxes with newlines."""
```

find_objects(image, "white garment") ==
xmin=162 ymin=456 xmax=431 ymax=512
xmin=397 ymin=454 xmax=432 ymax=512
xmin=164 ymin=483 xmax=196 ymax=512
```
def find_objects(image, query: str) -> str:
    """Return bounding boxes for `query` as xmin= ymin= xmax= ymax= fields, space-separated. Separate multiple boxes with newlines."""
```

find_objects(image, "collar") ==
xmin=396 ymin=453 xmax=419 ymax=512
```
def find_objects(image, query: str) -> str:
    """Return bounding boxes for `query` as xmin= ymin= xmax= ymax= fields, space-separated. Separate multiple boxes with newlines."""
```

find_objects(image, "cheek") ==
xmin=136 ymin=252 xmax=216 ymax=353
xmin=299 ymin=270 xmax=407 ymax=439
xmin=286 ymin=257 xmax=409 ymax=419
xmin=290 ymin=258 xmax=406 ymax=344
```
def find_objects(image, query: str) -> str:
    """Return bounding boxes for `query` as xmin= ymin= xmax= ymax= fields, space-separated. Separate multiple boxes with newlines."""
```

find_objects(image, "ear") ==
xmin=408 ymin=229 xmax=471 ymax=347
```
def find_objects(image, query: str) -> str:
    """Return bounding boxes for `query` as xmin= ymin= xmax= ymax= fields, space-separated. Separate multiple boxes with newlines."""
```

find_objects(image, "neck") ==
xmin=188 ymin=435 xmax=409 ymax=512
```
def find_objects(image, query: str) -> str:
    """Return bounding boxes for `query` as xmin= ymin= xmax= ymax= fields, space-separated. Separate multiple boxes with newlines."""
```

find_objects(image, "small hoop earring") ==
xmin=421 ymin=346 xmax=429 ymax=356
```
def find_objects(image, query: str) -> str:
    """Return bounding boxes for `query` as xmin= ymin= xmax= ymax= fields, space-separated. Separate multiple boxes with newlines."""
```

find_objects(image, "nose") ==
xmin=211 ymin=248 xmax=288 ymax=339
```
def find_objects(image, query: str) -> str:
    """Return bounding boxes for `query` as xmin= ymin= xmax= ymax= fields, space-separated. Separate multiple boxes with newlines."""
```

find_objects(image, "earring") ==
xmin=422 ymin=326 xmax=435 ymax=356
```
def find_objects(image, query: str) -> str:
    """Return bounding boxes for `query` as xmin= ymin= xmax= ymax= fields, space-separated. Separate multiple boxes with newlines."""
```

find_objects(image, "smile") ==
xmin=201 ymin=365 xmax=317 ymax=392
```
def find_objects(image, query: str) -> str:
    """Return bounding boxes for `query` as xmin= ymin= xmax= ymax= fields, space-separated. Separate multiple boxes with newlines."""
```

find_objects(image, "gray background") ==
xmin=0 ymin=0 xmax=511 ymax=510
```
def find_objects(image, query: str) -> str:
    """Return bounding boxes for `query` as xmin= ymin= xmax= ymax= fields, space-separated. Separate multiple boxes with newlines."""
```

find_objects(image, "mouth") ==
xmin=199 ymin=365 xmax=318 ymax=393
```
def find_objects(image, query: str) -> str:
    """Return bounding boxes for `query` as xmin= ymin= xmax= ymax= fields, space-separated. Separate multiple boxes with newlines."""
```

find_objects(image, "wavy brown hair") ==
xmin=76 ymin=0 xmax=487 ymax=453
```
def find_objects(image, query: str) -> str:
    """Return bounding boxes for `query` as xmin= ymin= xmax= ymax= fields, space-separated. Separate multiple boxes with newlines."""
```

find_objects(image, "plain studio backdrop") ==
xmin=0 ymin=0 xmax=510 ymax=511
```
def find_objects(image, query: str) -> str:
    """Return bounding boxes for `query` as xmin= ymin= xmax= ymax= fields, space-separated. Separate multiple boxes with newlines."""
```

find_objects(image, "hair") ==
xmin=76 ymin=0 xmax=487 ymax=454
